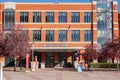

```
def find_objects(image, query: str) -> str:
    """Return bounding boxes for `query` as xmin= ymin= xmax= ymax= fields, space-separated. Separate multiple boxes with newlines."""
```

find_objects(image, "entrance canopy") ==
xmin=31 ymin=47 xmax=84 ymax=52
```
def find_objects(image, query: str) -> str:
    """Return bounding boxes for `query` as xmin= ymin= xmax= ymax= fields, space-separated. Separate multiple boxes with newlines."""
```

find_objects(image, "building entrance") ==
xmin=59 ymin=53 xmax=67 ymax=67
xmin=34 ymin=51 xmax=41 ymax=68
xmin=46 ymin=53 xmax=54 ymax=68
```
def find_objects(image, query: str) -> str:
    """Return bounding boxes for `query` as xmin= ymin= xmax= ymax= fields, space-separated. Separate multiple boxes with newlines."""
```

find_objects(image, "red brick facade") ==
xmin=0 ymin=2 xmax=119 ymax=67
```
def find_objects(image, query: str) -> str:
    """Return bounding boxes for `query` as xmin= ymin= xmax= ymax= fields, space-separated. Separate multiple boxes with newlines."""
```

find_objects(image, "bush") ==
xmin=88 ymin=63 xmax=120 ymax=68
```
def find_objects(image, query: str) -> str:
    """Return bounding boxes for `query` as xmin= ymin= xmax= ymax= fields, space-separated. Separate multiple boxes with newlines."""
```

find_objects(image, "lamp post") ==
xmin=0 ymin=62 xmax=3 ymax=80
xmin=32 ymin=42 xmax=34 ymax=61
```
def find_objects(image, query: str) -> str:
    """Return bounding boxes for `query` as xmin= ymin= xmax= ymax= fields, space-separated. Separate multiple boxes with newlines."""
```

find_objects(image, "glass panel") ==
xmin=96 ymin=0 xmax=113 ymax=49
xmin=71 ymin=12 xmax=80 ymax=23
xmin=46 ymin=12 xmax=54 ymax=22
xmin=46 ymin=30 xmax=54 ymax=41
xmin=33 ymin=30 xmax=41 ymax=41
xmin=84 ymin=12 xmax=92 ymax=23
xmin=71 ymin=30 xmax=80 ymax=41
xmin=59 ymin=30 xmax=67 ymax=42
xmin=84 ymin=30 xmax=92 ymax=42
xmin=20 ymin=12 xmax=28 ymax=22
xmin=59 ymin=12 xmax=67 ymax=23
xmin=4 ymin=9 xmax=15 ymax=29
xmin=33 ymin=12 xmax=41 ymax=22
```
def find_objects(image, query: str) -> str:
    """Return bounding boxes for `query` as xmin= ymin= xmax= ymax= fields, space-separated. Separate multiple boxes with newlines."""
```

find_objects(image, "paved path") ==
xmin=3 ymin=68 xmax=120 ymax=80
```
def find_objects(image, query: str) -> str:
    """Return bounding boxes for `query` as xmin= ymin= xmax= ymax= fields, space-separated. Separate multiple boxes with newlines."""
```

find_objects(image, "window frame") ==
xmin=58 ymin=30 xmax=67 ymax=42
xmin=33 ymin=30 xmax=41 ymax=42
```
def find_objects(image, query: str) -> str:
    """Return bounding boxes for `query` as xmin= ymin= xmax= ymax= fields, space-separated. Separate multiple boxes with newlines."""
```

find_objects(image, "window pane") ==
xmin=59 ymin=30 xmax=67 ymax=42
xmin=46 ymin=30 xmax=54 ymax=41
xmin=33 ymin=12 xmax=41 ymax=22
xmin=4 ymin=9 xmax=15 ymax=29
xmin=84 ymin=30 xmax=92 ymax=42
xmin=20 ymin=12 xmax=28 ymax=22
xmin=33 ymin=30 xmax=41 ymax=41
xmin=71 ymin=30 xmax=80 ymax=41
xmin=71 ymin=12 xmax=80 ymax=23
xmin=84 ymin=12 xmax=92 ymax=23
xmin=46 ymin=12 xmax=54 ymax=22
xmin=59 ymin=12 xmax=67 ymax=23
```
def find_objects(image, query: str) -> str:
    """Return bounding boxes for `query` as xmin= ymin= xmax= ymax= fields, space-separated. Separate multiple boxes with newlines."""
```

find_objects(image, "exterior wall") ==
xmin=0 ymin=2 xmax=119 ymax=65
xmin=119 ymin=12 xmax=120 ymax=39
xmin=113 ymin=2 xmax=119 ymax=38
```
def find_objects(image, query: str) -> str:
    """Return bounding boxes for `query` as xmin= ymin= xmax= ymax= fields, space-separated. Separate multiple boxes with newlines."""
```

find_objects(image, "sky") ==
xmin=0 ymin=0 xmax=120 ymax=12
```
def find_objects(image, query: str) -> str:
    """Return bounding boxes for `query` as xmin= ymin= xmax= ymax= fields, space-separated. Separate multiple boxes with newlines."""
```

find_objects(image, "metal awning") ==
xmin=31 ymin=47 xmax=84 ymax=52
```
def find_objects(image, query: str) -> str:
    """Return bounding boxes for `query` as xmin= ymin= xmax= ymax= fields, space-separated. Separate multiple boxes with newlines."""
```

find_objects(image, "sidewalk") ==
xmin=3 ymin=68 xmax=120 ymax=80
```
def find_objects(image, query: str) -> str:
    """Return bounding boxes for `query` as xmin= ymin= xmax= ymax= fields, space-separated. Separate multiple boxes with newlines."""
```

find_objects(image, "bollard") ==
xmin=35 ymin=56 xmax=38 ymax=70
xmin=0 ymin=62 xmax=3 ymax=80
xmin=25 ymin=54 xmax=30 ymax=72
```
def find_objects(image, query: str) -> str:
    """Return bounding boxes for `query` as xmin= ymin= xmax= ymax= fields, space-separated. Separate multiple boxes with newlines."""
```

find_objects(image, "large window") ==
xmin=84 ymin=30 xmax=92 ymax=42
xmin=84 ymin=12 xmax=92 ymax=23
xmin=33 ymin=30 xmax=41 ymax=41
xmin=33 ymin=12 xmax=41 ymax=22
xmin=71 ymin=30 xmax=80 ymax=42
xmin=46 ymin=12 xmax=54 ymax=22
xmin=59 ymin=30 xmax=67 ymax=42
xmin=71 ymin=12 xmax=80 ymax=23
xmin=59 ymin=12 xmax=67 ymax=23
xmin=20 ymin=12 xmax=28 ymax=22
xmin=46 ymin=30 xmax=54 ymax=42
xmin=4 ymin=9 xmax=15 ymax=29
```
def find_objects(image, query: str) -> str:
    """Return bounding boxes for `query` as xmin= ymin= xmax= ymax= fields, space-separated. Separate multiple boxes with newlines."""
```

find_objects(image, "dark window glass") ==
xmin=33 ymin=30 xmax=41 ymax=41
xmin=20 ymin=12 xmax=28 ymax=22
xmin=84 ymin=12 xmax=92 ymax=23
xmin=4 ymin=9 xmax=15 ymax=29
xmin=46 ymin=30 xmax=54 ymax=41
xmin=71 ymin=30 xmax=80 ymax=42
xmin=71 ymin=12 xmax=80 ymax=23
xmin=59 ymin=30 xmax=67 ymax=42
xmin=84 ymin=30 xmax=92 ymax=42
xmin=59 ymin=12 xmax=67 ymax=23
xmin=46 ymin=12 xmax=54 ymax=22
xmin=33 ymin=12 xmax=41 ymax=22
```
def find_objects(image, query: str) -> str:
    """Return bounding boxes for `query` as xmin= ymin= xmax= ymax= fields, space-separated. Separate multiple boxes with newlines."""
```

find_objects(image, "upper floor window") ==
xmin=46 ymin=12 xmax=54 ymax=22
xmin=20 ymin=12 xmax=28 ymax=22
xmin=20 ymin=30 xmax=28 ymax=39
xmin=33 ymin=12 xmax=41 ymax=22
xmin=59 ymin=12 xmax=67 ymax=23
xmin=4 ymin=9 xmax=15 ymax=29
xmin=59 ymin=30 xmax=67 ymax=42
xmin=84 ymin=12 xmax=92 ymax=23
xmin=71 ymin=30 xmax=80 ymax=42
xmin=71 ymin=12 xmax=80 ymax=23
xmin=46 ymin=30 xmax=54 ymax=42
xmin=33 ymin=30 xmax=41 ymax=41
xmin=84 ymin=30 xmax=92 ymax=42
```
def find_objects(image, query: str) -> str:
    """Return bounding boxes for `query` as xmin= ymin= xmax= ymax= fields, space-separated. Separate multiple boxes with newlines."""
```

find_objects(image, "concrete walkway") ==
xmin=3 ymin=68 xmax=120 ymax=80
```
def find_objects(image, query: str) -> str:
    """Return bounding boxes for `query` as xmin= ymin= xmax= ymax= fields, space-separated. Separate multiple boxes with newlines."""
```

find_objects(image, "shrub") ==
xmin=88 ymin=63 xmax=120 ymax=68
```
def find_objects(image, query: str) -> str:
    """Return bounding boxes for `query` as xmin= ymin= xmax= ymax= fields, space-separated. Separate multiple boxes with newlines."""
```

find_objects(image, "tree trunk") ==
xmin=87 ymin=59 xmax=89 ymax=71
xmin=108 ymin=59 xmax=111 ymax=71
xmin=14 ymin=57 xmax=16 ymax=71
xmin=91 ymin=59 xmax=94 ymax=72
xmin=117 ymin=59 xmax=119 ymax=72
xmin=20 ymin=57 xmax=22 ymax=70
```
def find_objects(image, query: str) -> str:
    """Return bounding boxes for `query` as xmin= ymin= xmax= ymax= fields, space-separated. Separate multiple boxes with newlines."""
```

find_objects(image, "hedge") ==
xmin=88 ymin=63 xmax=120 ymax=68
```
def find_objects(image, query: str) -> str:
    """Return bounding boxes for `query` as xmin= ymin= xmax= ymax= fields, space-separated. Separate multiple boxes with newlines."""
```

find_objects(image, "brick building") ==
xmin=0 ymin=0 xmax=119 ymax=68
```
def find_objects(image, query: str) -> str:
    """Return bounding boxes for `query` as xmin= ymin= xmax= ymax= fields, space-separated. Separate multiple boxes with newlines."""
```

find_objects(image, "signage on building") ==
xmin=44 ymin=44 xmax=68 ymax=47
